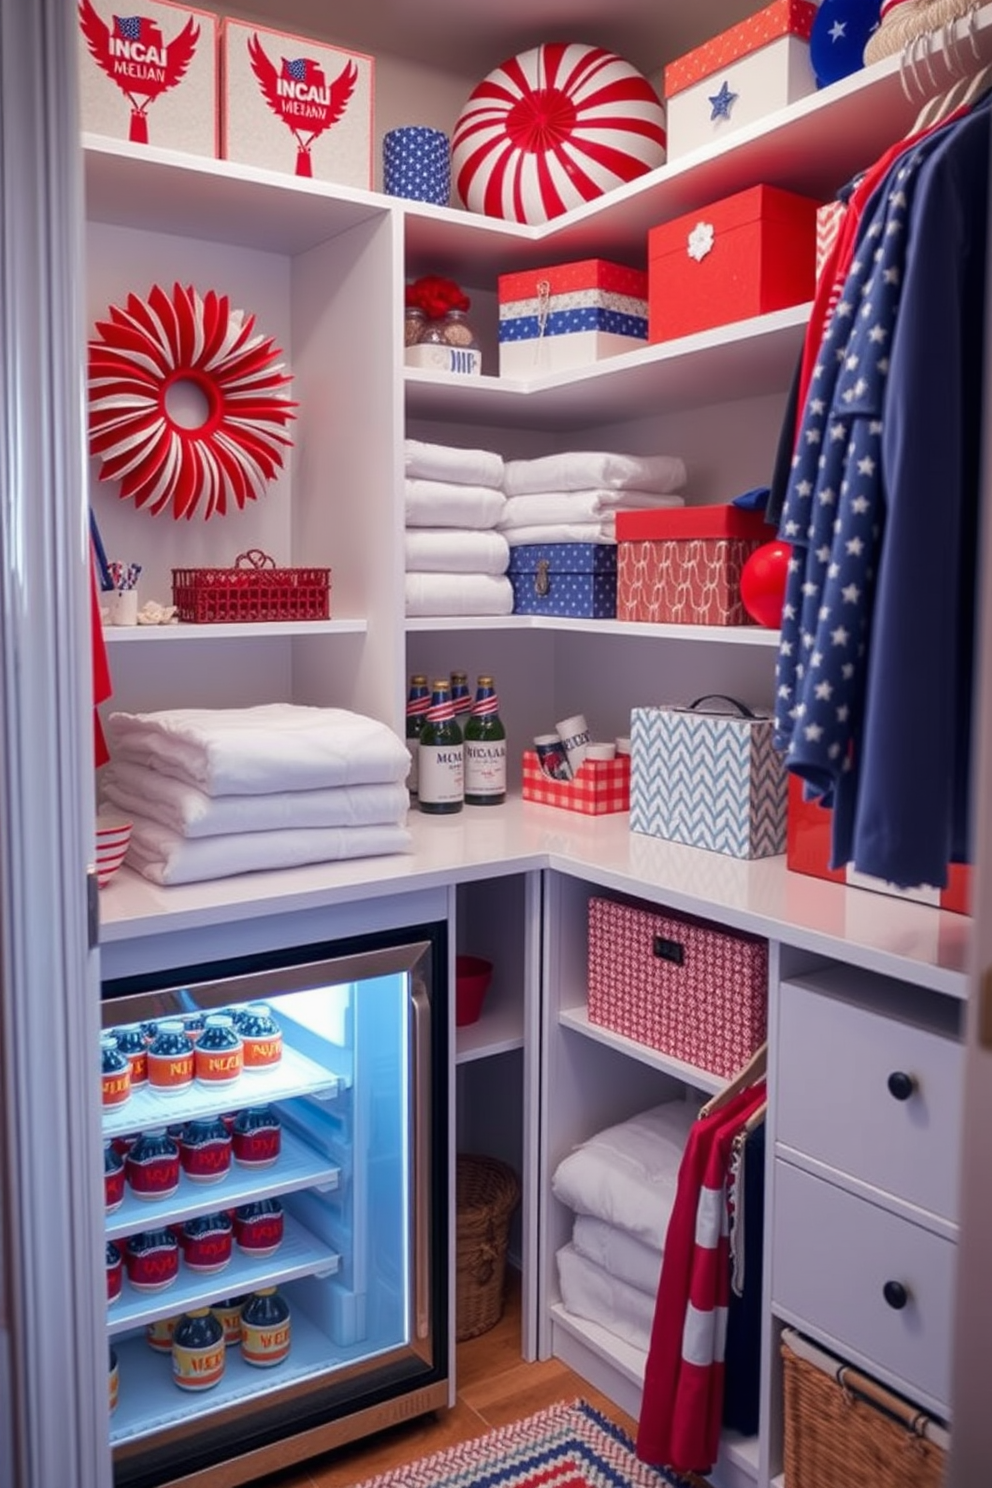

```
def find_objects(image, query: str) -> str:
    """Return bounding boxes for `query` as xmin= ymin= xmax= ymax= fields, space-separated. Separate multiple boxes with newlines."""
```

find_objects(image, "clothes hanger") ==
xmin=914 ymin=5 xmax=989 ymax=131
xmin=912 ymin=22 xmax=962 ymax=131
xmin=698 ymin=1041 xmax=767 ymax=1120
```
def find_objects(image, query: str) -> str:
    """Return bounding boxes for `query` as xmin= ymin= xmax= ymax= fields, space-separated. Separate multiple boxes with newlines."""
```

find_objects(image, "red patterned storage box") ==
xmin=522 ymin=751 xmax=630 ymax=816
xmin=616 ymin=504 xmax=769 ymax=625
xmin=663 ymin=0 xmax=818 ymax=160
xmin=587 ymin=896 xmax=768 ymax=1078
xmin=648 ymin=184 xmax=819 ymax=343
xmin=786 ymin=776 xmax=972 ymax=915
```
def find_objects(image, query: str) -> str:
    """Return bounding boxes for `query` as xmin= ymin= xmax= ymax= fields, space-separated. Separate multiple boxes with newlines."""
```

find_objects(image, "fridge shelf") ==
xmin=109 ymin=1305 xmax=361 ymax=1447
xmin=105 ymin=1128 xmax=340 ymax=1242
xmin=101 ymin=1044 xmax=341 ymax=1138
xmin=107 ymin=1214 xmax=340 ymax=1338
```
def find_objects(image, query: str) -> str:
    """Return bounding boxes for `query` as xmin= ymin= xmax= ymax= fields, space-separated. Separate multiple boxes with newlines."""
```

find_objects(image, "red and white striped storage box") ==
xmin=587 ymin=896 xmax=768 ymax=1077
xmin=522 ymin=751 xmax=630 ymax=817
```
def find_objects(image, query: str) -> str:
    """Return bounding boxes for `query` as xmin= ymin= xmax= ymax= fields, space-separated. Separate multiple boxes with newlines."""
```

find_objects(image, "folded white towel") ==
xmin=405 ymin=479 xmax=507 ymax=530
xmin=499 ymin=490 xmax=684 ymax=529
xmin=124 ymin=815 xmax=412 ymax=886
xmin=556 ymin=1243 xmax=655 ymax=1355
xmin=405 ymin=528 xmax=510 ymax=575
xmin=572 ymin=1215 xmax=663 ymax=1297
xmin=405 ymin=572 xmax=514 ymax=617
xmin=108 ymin=705 xmax=411 ymax=797
xmin=551 ymin=1099 xmax=695 ymax=1250
xmin=102 ymin=762 xmax=409 ymax=839
xmin=405 ymin=438 xmax=504 ymax=488
xmin=505 ymin=523 xmax=616 ymax=547
xmin=504 ymin=451 xmax=687 ymax=497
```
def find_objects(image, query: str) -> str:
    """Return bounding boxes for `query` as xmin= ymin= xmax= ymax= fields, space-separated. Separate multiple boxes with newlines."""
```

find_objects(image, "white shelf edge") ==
xmin=102 ymin=619 xmax=367 ymax=643
xmin=549 ymin=1301 xmax=646 ymax=1388
xmin=406 ymin=615 xmax=779 ymax=646
xmin=455 ymin=1001 xmax=525 ymax=1064
xmin=405 ymin=303 xmax=810 ymax=403
xmin=558 ymin=1006 xmax=726 ymax=1094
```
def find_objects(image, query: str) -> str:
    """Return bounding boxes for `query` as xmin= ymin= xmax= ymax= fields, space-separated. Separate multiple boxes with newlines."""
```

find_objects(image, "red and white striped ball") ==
xmin=452 ymin=43 xmax=667 ymax=225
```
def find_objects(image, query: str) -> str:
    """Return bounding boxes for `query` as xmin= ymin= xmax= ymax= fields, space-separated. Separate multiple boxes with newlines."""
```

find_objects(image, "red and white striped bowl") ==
xmin=96 ymin=812 xmax=132 ymax=887
xmin=452 ymin=43 xmax=667 ymax=225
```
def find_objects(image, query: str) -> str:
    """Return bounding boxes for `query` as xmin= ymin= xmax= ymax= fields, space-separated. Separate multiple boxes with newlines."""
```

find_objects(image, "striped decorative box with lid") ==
xmin=663 ymin=0 xmax=819 ymax=159
xmin=630 ymin=698 xmax=787 ymax=858
xmin=498 ymin=259 xmax=648 ymax=378
xmin=587 ymin=896 xmax=768 ymax=1078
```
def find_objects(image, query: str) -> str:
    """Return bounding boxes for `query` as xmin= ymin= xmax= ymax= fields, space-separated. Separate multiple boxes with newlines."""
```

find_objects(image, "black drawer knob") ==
xmin=883 ymin=1280 xmax=909 ymax=1310
xmin=887 ymin=1070 xmax=916 ymax=1102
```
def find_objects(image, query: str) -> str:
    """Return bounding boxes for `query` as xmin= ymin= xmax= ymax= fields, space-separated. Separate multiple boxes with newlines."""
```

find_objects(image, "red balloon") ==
xmin=741 ymin=540 xmax=790 ymax=629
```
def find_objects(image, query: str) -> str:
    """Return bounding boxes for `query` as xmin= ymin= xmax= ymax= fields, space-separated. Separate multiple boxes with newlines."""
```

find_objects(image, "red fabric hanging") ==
xmin=636 ymin=1080 xmax=766 ymax=1475
xmin=91 ymin=551 xmax=112 ymax=766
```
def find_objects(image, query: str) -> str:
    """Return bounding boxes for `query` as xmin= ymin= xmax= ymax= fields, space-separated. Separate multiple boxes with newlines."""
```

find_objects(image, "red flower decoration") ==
xmin=405 ymin=275 xmax=471 ymax=321
xmin=88 ymin=282 xmax=297 ymax=520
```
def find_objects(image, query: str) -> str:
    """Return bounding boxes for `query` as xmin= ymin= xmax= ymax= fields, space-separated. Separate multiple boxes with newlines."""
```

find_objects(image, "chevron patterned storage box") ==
xmin=630 ymin=701 xmax=787 ymax=858
xmin=587 ymin=896 xmax=768 ymax=1077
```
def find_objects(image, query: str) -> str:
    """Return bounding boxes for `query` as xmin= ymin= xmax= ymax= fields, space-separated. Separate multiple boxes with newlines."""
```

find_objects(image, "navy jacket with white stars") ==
xmin=774 ymin=98 xmax=989 ymax=889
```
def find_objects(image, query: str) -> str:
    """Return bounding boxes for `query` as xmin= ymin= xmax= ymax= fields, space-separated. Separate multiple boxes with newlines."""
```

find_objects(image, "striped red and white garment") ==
xmin=636 ymin=1080 xmax=766 ymax=1476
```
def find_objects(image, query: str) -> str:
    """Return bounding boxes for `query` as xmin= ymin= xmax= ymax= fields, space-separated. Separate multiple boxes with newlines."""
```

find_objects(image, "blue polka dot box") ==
xmin=497 ymin=259 xmax=648 ymax=379
xmin=507 ymin=542 xmax=618 ymax=619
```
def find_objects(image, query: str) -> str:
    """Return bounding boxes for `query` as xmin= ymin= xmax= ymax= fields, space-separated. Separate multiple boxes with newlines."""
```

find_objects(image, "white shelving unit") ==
xmin=83 ymin=6 xmax=992 ymax=1483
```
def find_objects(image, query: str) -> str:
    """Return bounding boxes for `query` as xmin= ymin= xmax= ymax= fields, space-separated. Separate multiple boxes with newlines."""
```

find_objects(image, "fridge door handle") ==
xmin=87 ymin=865 xmax=100 ymax=949
xmin=410 ymin=978 xmax=432 ymax=1343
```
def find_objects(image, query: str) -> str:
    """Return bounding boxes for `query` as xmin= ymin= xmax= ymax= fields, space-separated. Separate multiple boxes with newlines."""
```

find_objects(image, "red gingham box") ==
xmin=587 ymin=897 xmax=767 ymax=1077
xmin=522 ymin=751 xmax=630 ymax=816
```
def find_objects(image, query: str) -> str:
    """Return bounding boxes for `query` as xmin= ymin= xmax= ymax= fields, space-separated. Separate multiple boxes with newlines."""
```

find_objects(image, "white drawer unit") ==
xmin=772 ymin=1161 xmax=956 ymax=1414
xmin=777 ymin=966 xmax=963 ymax=1223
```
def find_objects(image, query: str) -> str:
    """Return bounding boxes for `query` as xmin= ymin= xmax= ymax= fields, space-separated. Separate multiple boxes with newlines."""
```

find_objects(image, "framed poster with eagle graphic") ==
xmin=221 ymin=20 xmax=373 ymax=189
xmin=77 ymin=0 xmax=219 ymax=157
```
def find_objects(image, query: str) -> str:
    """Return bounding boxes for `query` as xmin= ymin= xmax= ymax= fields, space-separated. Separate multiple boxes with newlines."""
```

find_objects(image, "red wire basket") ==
xmin=171 ymin=549 xmax=331 ymax=624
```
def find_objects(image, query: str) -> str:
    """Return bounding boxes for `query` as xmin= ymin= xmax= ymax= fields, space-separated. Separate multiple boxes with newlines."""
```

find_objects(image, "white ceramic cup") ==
xmin=109 ymin=589 xmax=139 ymax=626
xmin=556 ymin=713 xmax=591 ymax=773
xmin=585 ymin=742 xmax=616 ymax=762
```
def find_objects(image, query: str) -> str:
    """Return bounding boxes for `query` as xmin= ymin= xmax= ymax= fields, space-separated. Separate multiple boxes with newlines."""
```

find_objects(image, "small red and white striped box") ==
xmin=816 ymin=199 xmax=846 ymax=281
xmin=498 ymin=259 xmax=649 ymax=378
xmin=77 ymin=0 xmax=219 ymax=156
xmin=221 ymin=19 xmax=373 ymax=187
xmin=587 ymin=896 xmax=768 ymax=1078
xmin=663 ymin=0 xmax=818 ymax=160
xmin=522 ymin=750 xmax=630 ymax=816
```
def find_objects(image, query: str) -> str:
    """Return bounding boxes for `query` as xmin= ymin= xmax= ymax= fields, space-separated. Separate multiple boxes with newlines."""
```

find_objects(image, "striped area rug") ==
xmin=349 ymin=1399 xmax=695 ymax=1488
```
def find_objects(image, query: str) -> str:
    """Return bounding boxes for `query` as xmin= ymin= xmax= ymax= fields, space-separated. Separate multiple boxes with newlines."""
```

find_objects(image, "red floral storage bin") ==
xmin=587 ymin=897 xmax=768 ymax=1077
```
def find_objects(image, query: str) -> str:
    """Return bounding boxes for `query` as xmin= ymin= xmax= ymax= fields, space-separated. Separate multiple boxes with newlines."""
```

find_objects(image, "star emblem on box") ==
xmin=687 ymin=220 xmax=715 ymax=262
xmin=708 ymin=79 xmax=738 ymax=121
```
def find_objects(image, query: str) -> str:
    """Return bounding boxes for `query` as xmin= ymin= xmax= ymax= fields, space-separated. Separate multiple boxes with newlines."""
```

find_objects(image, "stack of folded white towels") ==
xmin=551 ymin=1099 xmax=697 ymax=1353
xmin=405 ymin=438 xmax=513 ymax=617
xmin=100 ymin=704 xmax=412 ymax=886
xmin=498 ymin=450 xmax=688 ymax=547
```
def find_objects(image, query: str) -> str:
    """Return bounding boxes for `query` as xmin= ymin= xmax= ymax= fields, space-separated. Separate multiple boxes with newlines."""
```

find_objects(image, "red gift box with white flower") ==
xmin=648 ymin=183 xmax=819 ymax=343
xmin=663 ymin=0 xmax=818 ymax=159
xmin=78 ymin=0 xmax=219 ymax=157
xmin=221 ymin=18 xmax=373 ymax=188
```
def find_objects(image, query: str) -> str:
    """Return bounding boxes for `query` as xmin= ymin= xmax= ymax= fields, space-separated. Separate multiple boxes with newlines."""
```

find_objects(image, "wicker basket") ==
xmin=172 ymin=549 xmax=331 ymax=624
xmin=781 ymin=1329 xmax=948 ymax=1488
xmin=455 ymin=1154 xmax=520 ymax=1342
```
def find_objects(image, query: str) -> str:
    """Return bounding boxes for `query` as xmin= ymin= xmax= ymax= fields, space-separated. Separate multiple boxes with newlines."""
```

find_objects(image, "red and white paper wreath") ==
xmin=451 ymin=43 xmax=667 ymax=226
xmin=88 ymin=282 xmax=297 ymax=520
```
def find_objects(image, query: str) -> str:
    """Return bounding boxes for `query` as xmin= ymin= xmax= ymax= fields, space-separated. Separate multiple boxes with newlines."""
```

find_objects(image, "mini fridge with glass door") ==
xmin=99 ymin=921 xmax=449 ymax=1488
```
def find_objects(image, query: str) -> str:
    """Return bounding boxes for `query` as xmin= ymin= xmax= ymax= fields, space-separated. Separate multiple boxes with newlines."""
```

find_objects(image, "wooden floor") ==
xmin=251 ymin=1269 xmax=640 ymax=1488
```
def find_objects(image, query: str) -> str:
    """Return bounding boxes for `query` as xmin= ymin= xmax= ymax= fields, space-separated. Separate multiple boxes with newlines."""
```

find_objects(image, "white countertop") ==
xmin=98 ymin=796 xmax=971 ymax=997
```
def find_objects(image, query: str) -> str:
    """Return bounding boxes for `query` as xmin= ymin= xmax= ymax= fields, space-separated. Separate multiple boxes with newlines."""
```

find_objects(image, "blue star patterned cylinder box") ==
xmin=663 ymin=0 xmax=819 ymax=159
xmin=497 ymin=258 xmax=648 ymax=378
xmin=383 ymin=125 xmax=450 ymax=204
